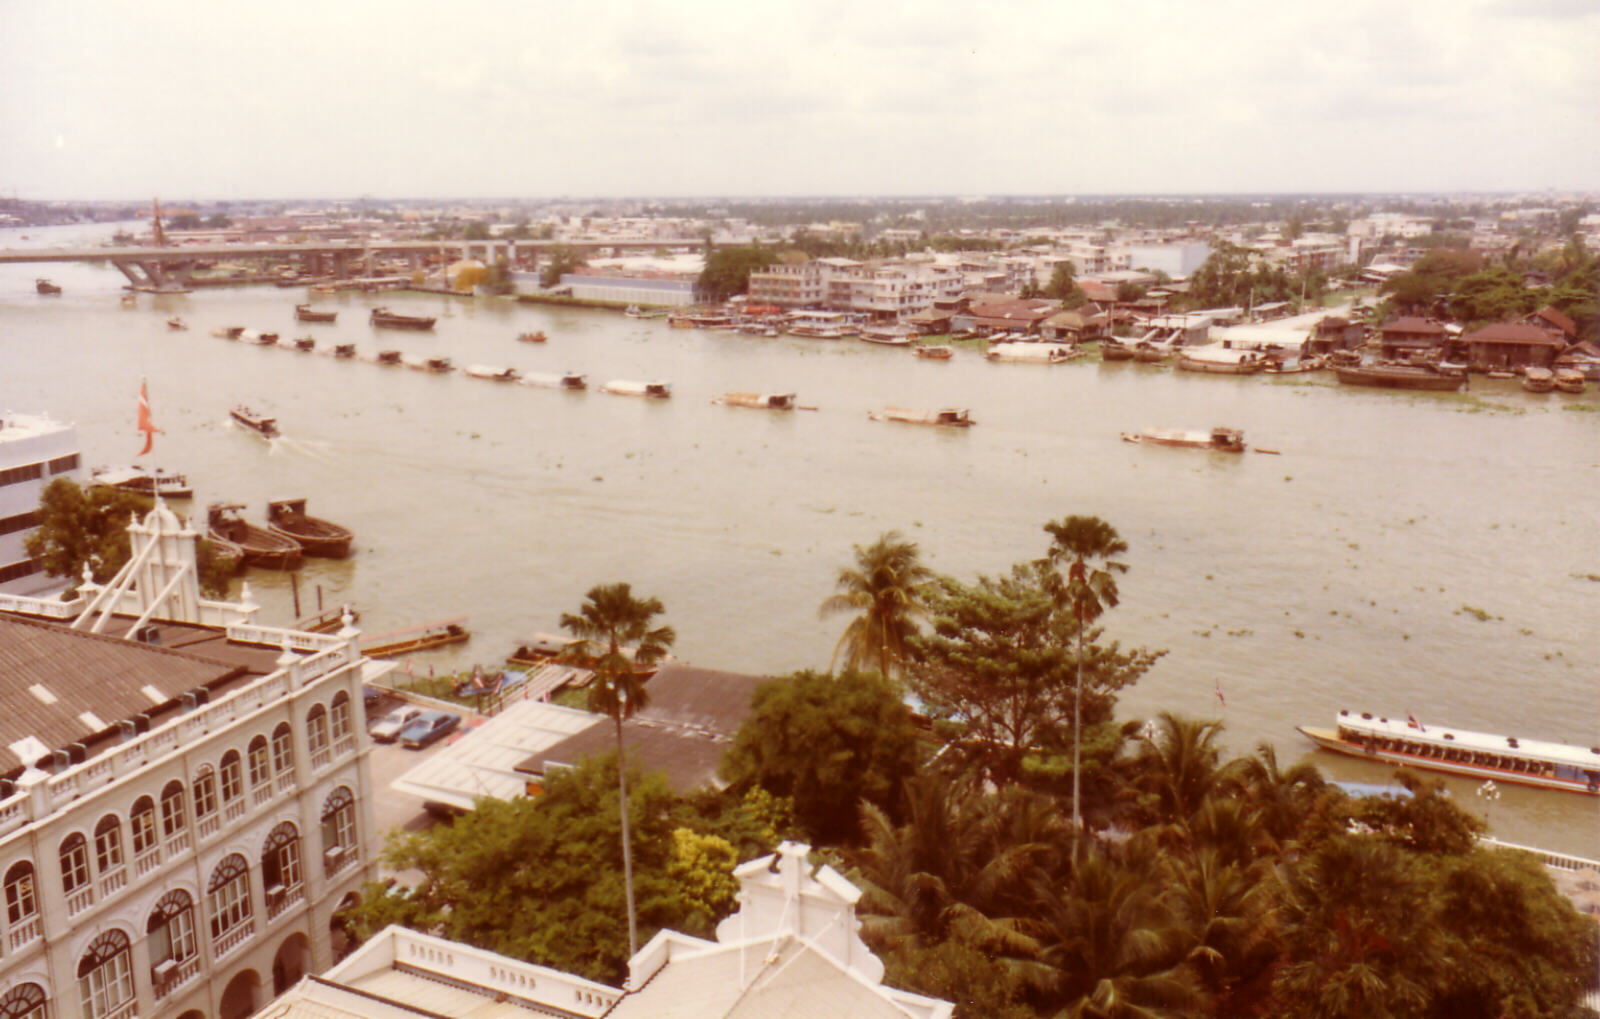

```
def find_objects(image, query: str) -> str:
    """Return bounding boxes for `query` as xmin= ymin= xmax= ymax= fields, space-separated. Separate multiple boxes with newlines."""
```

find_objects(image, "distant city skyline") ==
xmin=3 ymin=0 xmax=1597 ymax=202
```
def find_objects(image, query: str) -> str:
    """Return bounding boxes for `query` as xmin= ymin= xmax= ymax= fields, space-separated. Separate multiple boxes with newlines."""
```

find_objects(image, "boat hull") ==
xmin=1177 ymin=357 xmax=1261 ymax=374
xmin=295 ymin=305 xmax=338 ymax=323
xmin=1334 ymin=366 xmax=1464 ymax=391
xmin=1298 ymin=727 xmax=1597 ymax=796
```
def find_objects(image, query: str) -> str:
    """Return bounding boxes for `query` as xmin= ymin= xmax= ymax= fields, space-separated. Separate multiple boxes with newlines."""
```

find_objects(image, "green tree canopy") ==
xmin=720 ymin=669 xmax=923 ymax=846
xmin=818 ymin=530 xmax=934 ymax=679
xmin=344 ymin=756 xmax=721 ymax=985
xmin=696 ymin=246 xmax=779 ymax=302
xmin=541 ymin=245 xmax=589 ymax=288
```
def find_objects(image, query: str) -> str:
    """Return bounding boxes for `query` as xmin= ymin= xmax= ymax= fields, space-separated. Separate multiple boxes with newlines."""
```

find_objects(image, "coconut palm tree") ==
xmin=559 ymin=582 xmax=675 ymax=959
xmin=1130 ymin=712 xmax=1240 ymax=831
xmin=819 ymin=531 xmax=934 ymax=679
xmin=1042 ymin=515 xmax=1129 ymax=833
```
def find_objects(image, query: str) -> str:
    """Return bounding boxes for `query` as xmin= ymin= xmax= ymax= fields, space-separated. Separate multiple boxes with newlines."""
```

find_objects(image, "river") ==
xmin=3 ymin=223 xmax=1596 ymax=854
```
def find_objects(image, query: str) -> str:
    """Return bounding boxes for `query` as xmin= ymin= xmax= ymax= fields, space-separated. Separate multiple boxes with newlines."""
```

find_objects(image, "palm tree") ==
xmin=819 ymin=531 xmax=934 ymax=679
xmin=1131 ymin=712 xmax=1239 ymax=831
xmin=559 ymin=582 xmax=676 ymax=959
xmin=1043 ymin=515 xmax=1128 ymax=833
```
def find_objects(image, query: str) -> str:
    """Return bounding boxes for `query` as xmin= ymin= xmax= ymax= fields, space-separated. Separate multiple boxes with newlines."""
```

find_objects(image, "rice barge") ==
xmin=868 ymin=407 xmax=975 ymax=427
xmin=207 ymin=503 xmax=303 ymax=570
xmin=370 ymin=307 xmax=436 ymax=330
xmin=266 ymin=498 xmax=353 ymax=558
xmin=361 ymin=618 xmax=471 ymax=658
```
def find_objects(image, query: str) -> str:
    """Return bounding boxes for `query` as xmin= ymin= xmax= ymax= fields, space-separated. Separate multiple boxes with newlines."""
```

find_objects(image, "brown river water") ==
xmin=3 ymin=226 xmax=1596 ymax=854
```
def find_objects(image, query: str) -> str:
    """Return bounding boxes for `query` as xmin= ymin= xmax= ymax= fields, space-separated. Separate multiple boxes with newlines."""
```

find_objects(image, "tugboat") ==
xmin=229 ymin=405 xmax=279 ymax=438
xmin=266 ymin=498 xmax=353 ymax=558
xmin=207 ymin=503 xmax=303 ymax=570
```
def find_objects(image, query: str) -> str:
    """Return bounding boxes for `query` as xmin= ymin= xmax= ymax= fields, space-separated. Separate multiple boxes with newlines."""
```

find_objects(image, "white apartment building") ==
xmin=0 ymin=414 xmax=84 ymax=596
xmin=0 ymin=502 xmax=379 ymax=1019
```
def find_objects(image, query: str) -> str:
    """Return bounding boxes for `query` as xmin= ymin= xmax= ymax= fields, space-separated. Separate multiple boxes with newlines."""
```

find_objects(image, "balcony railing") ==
xmin=251 ymin=782 xmax=273 ymax=807
xmin=275 ymin=773 xmax=296 ymax=795
xmin=267 ymin=883 xmax=305 ymax=920
xmin=197 ymin=812 xmax=220 ymax=840
xmin=334 ymin=735 xmax=356 ymax=757
xmin=65 ymin=885 xmax=94 ymax=915
xmin=310 ymin=747 xmax=331 ymax=770
xmin=99 ymin=867 xmax=128 ymax=898
xmin=103 ymin=998 xmax=137 ymax=1019
xmin=134 ymin=847 xmax=161 ymax=877
xmin=164 ymin=831 xmax=191 ymax=857
xmin=223 ymin=798 xmax=246 ymax=823
xmin=152 ymin=956 xmax=201 ymax=1001
xmin=213 ymin=919 xmax=254 ymax=959
xmin=7 ymin=916 xmax=40 ymax=951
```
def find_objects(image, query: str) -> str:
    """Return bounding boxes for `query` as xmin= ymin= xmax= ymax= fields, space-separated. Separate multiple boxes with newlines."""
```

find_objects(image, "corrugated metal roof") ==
xmin=0 ymin=616 xmax=250 ymax=772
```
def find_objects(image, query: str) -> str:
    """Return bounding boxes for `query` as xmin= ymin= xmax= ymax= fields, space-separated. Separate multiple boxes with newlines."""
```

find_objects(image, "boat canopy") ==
xmin=1336 ymin=711 xmax=1599 ymax=769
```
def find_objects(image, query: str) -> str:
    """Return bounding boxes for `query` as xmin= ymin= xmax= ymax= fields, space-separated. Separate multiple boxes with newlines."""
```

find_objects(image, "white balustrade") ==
xmin=7 ymin=916 xmax=40 ymax=950
xmin=65 ymin=885 xmax=94 ymax=915
xmin=99 ymin=868 xmax=127 ymax=897
xmin=213 ymin=919 xmax=255 ymax=959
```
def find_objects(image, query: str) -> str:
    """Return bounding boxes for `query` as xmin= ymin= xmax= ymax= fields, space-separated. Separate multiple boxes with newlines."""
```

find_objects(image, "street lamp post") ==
xmin=1476 ymin=779 xmax=1500 ymax=836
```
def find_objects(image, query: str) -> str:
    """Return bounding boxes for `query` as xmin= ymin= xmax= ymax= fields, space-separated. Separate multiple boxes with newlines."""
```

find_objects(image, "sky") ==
xmin=2 ymin=0 xmax=1597 ymax=201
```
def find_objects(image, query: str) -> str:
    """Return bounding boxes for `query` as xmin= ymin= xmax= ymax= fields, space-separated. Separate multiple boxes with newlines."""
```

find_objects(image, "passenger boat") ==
xmin=229 ymin=405 xmax=279 ymax=438
xmin=266 ymin=498 xmax=353 ymax=558
xmin=90 ymin=465 xmax=193 ymax=499
xmin=1120 ymin=426 xmax=1247 ymax=453
xmin=295 ymin=304 xmax=338 ymax=323
xmin=713 ymin=392 xmax=797 ymax=410
xmin=370 ymin=307 xmax=436 ymax=330
xmin=519 ymin=371 xmax=587 ymax=391
xmin=1554 ymin=368 xmax=1587 ymax=394
xmin=360 ymin=618 xmax=470 ymax=659
xmin=786 ymin=311 xmax=854 ymax=339
xmin=517 ymin=331 xmax=548 ymax=343
xmin=1334 ymin=364 xmax=1465 ymax=391
xmin=1100 ymin=340 xmax=1135 ymax=362
xmin=207 ymin=503 xmax=303 ymax=570
xmin=868 ymin=407 xmax=974 ymax=428
xmin=601 ymin=379 xmax=672 ymax=398
xmin=464 ymin=364 xmax=519 ymax=381
xmin=623 ymin=306 xmax=644 ymax=318
xmin=914 ymin=345 xmax=954 ymax=360
xmin=858 ymin=326 xmax=916 ymax=346
xmin=987 ymin=342 xmax=1081 ymax=364
xmin=35 ymin=278 xmax=62 ymax=296
xmin=211 ymin=325 xmax=245 ymax=340
xmin=1299 ymin=710 xmax=1600 ymax=796
xmin=1521 ymin=366 xmax=1555 ymax=393
xmin=166 ymin=316 xmax=187 ymax=330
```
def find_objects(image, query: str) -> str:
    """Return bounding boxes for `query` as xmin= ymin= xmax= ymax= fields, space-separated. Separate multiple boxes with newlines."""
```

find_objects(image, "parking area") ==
xmin=361 ymin=690 xmax=462 ymax=859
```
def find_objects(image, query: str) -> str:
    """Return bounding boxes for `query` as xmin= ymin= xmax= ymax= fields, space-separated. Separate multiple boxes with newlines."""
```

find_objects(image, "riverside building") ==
xmin=0 ymin=413 xmax=83 ymax=596
xmin=0 ymin=500 xmax=381 ymax=1019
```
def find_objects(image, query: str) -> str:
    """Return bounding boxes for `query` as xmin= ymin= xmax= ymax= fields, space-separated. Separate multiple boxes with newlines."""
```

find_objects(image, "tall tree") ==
xmin=1042 ymin=515 xmax=1129 ymax=833
xmin=819 ymin=530 xmax=933 ymax=679
xmin=696 ymin=246 xmax=778 ymax=302
xmin=560 ymin=582 xmax=676 ymax=958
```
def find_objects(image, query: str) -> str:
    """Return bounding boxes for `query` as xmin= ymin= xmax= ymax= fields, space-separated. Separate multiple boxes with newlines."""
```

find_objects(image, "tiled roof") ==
xmin=1380 ymin=317 xmax=1445 ymax=334
xmin=1531 ymin=305 xmax=1577 ymax=337
xmin=1463 ymin=322 xmax=1565 ymax=347
xmin=0 ymin=616 xmax=249 ymax=773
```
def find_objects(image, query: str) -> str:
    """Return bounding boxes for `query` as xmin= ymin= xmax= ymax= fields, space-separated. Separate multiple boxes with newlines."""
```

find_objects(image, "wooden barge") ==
xmin=267 ymin=498 xmax=353 ymax=558
xmin=361 ymin=618 xmax=470 ymax=658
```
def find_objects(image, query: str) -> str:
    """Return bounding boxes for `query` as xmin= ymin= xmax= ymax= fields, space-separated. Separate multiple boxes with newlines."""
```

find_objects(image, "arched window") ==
xmin=0 ymin=982 xmax=46 ymax=1019
xmin=207 ymin=853 xmax=252 ymax=945
xmin=60 ymin=832 xmax=91 ymax=896
xmin=4 ymin=860 xmax=37 ymax=925
xmin=262 ymin=822 xmax=303 ymax=914
xmin=330 ymin=691 xmax=352 ymax=745
xmin=147 ymin=888 xmax=198 ymax=990
xmin=307 ymin=704 xmax=330 ymax=763
xmin=220 ymin=750 xmax=243 ymax=804
xmin=193 ymin=765 xmax=218 ymax=826
xmin=77 ymin=929 xmax=134 ymax=1019
xmin=247 ymin=735 xmax=271 ymax=792
xmin=271 ymin=722 xmax=294 ymax=777
xmin=320 ymin=786 xmax=356 ymax=875
xmin=94 ymin=814 xmax=124 ymax=874
xmin=130 ymin=795 xmax=158 ymax=857
xmin=160 ymin=779 xmax=188 ymax=839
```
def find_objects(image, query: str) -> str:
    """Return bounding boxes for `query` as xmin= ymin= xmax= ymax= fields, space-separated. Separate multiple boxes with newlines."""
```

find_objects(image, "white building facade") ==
xmin=0 ymin=414 xmax=84 ymax=596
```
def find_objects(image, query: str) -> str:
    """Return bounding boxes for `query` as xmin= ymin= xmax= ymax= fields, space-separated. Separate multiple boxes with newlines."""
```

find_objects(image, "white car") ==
xmin=369 ymin=705 xmax=426 ymax=743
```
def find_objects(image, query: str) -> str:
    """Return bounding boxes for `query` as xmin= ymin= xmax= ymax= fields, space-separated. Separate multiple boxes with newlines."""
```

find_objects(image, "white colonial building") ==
xmin=0 ymin=413 xmax=84 ymax=596
xmin=0 ymin=500 xmax=381 ymax=1019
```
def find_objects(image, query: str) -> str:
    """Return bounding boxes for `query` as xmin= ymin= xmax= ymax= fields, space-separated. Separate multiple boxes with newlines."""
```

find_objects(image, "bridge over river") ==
xmin=0 ymin=237 xmax=722 ymax=291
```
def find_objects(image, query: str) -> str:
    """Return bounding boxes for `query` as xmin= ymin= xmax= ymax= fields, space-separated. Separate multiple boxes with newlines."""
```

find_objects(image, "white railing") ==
xmin=66 ymin=885 xmax=94 ymax=915
xmin=134 ymin=847 xmax=160 ymax=877
xmin=311 ymin=747 xmax=331 ymax=770
xmin=99 ymin=868 xmax=127 ymax=897
xmin=334 ymin=735 xmax=356 ymax=757
xmin=213 ymin=919 xmax=254 ymax=959
xmin=275 ymin=773 xmax=295 ymax=795
xmin=252 ymin=782 xmax=273 ymax=807
xmin=223 ymin=799 xmax=246 ymax=823
xmin=1480 ymin=836 xmax=1600 ymax=872
xmin=164 ymin=831 xmax=190 ymax=857
xmin=268 ymin=883 xmax=305 ymax=920
xmin=153 ymin=956 xmax=201 ymax=1001
xmin=225 ymin=622 xmax=347 ymax=653
xmin=7 ymin=916 xmax=40 ymax=950
xmin=391 ymin=927 xmax=621 ymax=1017
xmin=104 ymin=998 xmax=137 ymax=1019
xmin=0 ymin=590 xmax=83 ymax=618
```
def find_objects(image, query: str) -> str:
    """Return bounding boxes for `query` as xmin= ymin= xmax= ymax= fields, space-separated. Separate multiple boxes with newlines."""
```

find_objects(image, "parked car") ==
xmin=369 ymin=705 xmax=426 ymax=743
xmin=400 ymin=711 xmax=461 ymax=749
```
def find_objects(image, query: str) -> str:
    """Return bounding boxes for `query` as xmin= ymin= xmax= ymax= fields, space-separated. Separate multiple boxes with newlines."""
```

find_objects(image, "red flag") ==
xmin=1407 ymin=713 xmax=1425 ymax=732
xmin=1214 ymin=680 xmax=1226 ymax=707
xmin=135 ymin=380 xmax=161 ymax=456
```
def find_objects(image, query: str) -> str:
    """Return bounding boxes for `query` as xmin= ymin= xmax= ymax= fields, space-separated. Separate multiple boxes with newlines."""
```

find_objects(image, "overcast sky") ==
xmin=3 ymin=0 xmax=1596 ymax=201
